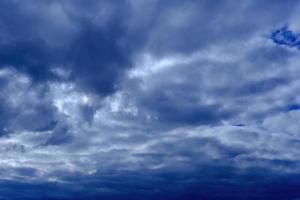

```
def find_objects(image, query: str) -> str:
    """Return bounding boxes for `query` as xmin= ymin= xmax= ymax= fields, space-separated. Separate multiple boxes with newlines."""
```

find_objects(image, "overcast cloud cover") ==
xmin=1 ymin=0 xmax=300 ymax=199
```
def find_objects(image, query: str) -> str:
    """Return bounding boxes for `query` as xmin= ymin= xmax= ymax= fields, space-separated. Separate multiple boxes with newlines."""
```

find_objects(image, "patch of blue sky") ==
xmin=271 ymin=26 xmax=300 ymax=48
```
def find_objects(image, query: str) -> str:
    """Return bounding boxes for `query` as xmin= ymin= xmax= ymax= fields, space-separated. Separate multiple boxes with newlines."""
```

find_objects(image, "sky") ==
xmin=0 ymin=0 xmax=300 ymax=199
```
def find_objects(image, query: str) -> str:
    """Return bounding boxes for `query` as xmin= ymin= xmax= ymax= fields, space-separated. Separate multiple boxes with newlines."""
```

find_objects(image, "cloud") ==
xmin=0 ymin=0 xmax=300 ymax=199
xmin=0 ymin=0 xmax=134 ymax=95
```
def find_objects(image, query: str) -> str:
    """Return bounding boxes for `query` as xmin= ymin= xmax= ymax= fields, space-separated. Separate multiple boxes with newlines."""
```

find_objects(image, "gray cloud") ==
xmin=0 ymin=0 xmax=300 ymax=199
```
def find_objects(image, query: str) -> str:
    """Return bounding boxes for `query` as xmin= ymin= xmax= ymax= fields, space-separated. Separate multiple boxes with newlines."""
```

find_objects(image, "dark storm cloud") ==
xmin=1 ymin=0 xmax=300 ymax=199
xmin=0 ymin=0 xmax=295 ymax=96
xmin=0 ymin=0 xmax=62 ymax=81
xmin=0 ymin=0 xmax=132 ymax=95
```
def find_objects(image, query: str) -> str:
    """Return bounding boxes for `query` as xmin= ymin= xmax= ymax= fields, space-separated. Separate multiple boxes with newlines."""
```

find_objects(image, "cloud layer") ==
xmin=1 ymin=0 xmax=300 ymax=199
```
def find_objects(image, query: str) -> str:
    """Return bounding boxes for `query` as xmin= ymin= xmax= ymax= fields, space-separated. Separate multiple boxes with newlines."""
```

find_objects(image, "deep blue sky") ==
xmin=0 ymin=0 xmax=300 ymax=199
